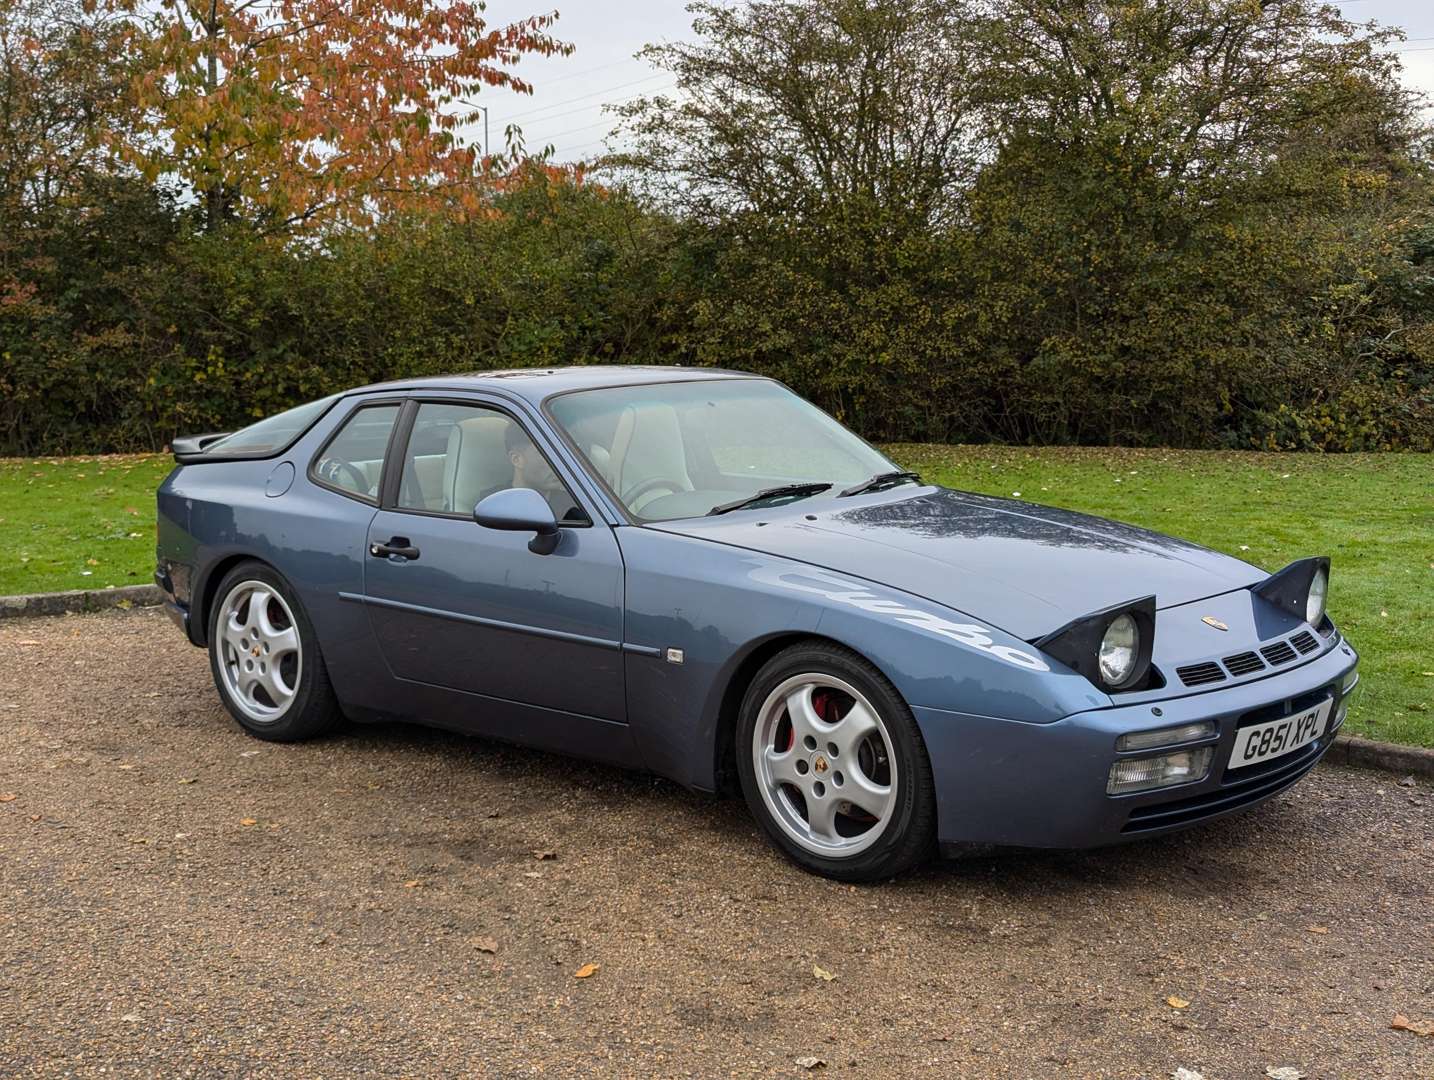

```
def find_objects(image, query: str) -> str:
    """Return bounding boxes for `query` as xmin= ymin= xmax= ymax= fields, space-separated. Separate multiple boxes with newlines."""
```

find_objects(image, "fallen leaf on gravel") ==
xmin=1166 ymin=996 xmax=1190 ymax=1009
xmin=474 ymin=937 xmax=498 ymax=954
xmin=239 ymin=750 xmax=260 ymax=758
xmin=1306 ymin=925 xmax=1329 ymax=934
xmin=1172 ymin=1069 xmax=1206 ymax=1080
xmin=1265 ymin=1068 xmax=1305 ymax=1080
xmin=120 ymin=1013 xmax=141 ymax=1023
xmin=794 ymin=1057 xmax=826 ymax=1070
xmin=574 ymin=963 xmax=599 ymax=979
xmin=127 ymin=836 xmax=149 ymax=844
xmin=178 ymin=778 xmax=197 ymax=785
xmin=240 ymin=818 xmax=257 ymax=827
xmin=0 ymin=793 xmax=16 ymax=802
xmin=1391 ymin=1014 xmax=1434 ymax=1036
xmin=403 ymin=880 xmax=421 ymax=888
xmin=1398 ymin=776 xmax=1416 ymax=787
xmin=533 ymin=849 xmax=556 ymax=860
xmin=812 ymin=965 xmax=836 ymax=982
xmin=117 ymin=763 xmax=136 ymax=770
xmin=29 ymin=815 xmax=40 ymax=822
xmin=18 ymin=640 xmax=40 ymax=646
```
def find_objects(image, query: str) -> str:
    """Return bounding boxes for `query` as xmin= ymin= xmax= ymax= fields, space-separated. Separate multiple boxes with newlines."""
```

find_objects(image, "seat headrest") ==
xmin=442 ymin=416 xmax=513 ymax=514
xmin=613 ymin=403 xmax=693 ymax=508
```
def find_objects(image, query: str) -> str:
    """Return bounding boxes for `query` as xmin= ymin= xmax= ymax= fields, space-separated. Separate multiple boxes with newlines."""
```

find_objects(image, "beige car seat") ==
xmin=441 ymin=415 xmax=514 ymax=514
xmin=606 ymin=403 xmax=694 ymax=512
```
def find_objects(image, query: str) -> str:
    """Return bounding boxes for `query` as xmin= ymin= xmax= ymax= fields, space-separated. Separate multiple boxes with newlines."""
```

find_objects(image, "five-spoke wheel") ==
xmin=207 ymin=562 xmax=341 ymax=741
xmin=216 ymin=581 xmax=302 ymax=722
xmin=737 ymin=642 xmax=936 ymax=881
xmin=753 ymin=674 xmax=897 ymax=858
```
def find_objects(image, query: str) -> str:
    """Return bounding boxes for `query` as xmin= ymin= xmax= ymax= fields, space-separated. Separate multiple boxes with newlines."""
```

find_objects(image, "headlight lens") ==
xmin=1098 ymin=613 xmax=1139 ymax=686
xmin=1306 ymin=565 xmax=1328 ymax=625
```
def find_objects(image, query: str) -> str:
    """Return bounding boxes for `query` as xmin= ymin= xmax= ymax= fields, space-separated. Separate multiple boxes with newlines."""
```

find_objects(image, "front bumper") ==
xmin=918 ymin=636 xmax=1358 ymax=851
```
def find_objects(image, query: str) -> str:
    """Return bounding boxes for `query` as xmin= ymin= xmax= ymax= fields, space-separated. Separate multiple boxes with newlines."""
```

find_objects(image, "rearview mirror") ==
xmin=474 ymin=488 xmax=560 ymax=554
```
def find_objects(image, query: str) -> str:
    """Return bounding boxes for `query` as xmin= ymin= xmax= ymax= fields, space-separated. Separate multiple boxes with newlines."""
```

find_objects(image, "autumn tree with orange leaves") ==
xmin=126 ymin=0 xmax=571 ymax=232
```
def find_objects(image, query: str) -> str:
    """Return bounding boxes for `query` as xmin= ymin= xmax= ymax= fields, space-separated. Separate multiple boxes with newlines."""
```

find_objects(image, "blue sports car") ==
xmin=156 ymin=367 xmax=1360 ymax=880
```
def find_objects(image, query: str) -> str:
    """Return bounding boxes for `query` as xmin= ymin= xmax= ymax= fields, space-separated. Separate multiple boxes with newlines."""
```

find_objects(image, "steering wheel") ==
xmin=622 ymin=475 xmax=685 ymax=508
xmin=318 ymin=457 xmax=371 ymax=495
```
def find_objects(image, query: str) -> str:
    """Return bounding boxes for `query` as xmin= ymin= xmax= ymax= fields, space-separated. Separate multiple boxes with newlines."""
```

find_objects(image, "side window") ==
xmin=310 ymin=403 xmax=401 ymax=503
xmin=396 ymin=402 xmax=585 ymax=522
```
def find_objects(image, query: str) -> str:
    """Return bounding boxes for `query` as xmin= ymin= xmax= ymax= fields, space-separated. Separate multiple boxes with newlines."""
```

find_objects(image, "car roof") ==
xmin=348 ymin=365 xmax=762 ymax=403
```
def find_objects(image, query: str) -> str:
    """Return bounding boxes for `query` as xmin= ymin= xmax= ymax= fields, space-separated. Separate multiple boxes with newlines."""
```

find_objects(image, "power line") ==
xmin=500 ymin=81 xmax=678 ymax=130
xmin=511 ymin=54 xmax=651 ymax=90
xmin=494 ymin=71 xmax=672 ymax=125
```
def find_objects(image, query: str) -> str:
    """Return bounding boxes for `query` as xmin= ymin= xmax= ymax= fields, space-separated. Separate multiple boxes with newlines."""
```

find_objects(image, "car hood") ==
xmin=650 ymin=487 xmax=1266 ymax=640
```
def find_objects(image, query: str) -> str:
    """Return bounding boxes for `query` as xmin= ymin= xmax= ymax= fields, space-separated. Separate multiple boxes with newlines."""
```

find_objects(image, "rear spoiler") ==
xmin=170 ymin=432 xmax=232 ymax=463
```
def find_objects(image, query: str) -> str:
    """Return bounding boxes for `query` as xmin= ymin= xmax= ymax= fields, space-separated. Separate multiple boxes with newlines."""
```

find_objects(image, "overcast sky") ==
xmin=478 ymin=0 xmax=1434 ymax=163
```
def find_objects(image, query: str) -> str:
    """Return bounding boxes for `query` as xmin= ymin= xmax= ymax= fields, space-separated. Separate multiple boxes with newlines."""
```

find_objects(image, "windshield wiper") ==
xmin=837 ymin=471 xmax=922 ymax=498
xmin=707 ymin=483 xmax=833 ymax=516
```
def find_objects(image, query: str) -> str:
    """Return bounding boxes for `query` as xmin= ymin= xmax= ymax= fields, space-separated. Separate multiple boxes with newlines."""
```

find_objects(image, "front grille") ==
xmin=1223 ymin=651 xmax=1266 ymax=677
xmin=1260 ymin=640 xmax=1297 ymax=666
xmin=1291 ymin=630 xmax=1319 ymax=654
xmin=1177 ymin=661 xmax=1226 ymax=687
xmin=1121 ymin=745 xmax=1323 ymax=833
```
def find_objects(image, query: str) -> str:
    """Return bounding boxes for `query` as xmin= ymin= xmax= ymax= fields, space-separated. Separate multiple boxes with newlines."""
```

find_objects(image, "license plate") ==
xmin=1228 ymin=699 xmax=1332 ymax=770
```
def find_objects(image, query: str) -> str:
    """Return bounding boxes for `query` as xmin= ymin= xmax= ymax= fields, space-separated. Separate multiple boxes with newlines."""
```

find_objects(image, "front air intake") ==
xmin=1223 ymin=651 xmax=1266 ymax=677
xmin=1177 ymin=661 xmax=1226 ymax=687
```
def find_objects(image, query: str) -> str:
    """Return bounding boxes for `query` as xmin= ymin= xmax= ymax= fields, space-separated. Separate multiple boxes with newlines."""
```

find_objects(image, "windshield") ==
xmin=548 ymin=378 xmax=898 ymax=521
xmin=204 ymin=394 xmax=341 ymax=456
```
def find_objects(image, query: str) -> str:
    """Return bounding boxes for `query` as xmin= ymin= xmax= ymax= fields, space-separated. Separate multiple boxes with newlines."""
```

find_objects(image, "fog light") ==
xmin=1107 ymin=748 xmax=1213 ymax=795
xmin=1116 ymin=720 xmax=1217 ymax=752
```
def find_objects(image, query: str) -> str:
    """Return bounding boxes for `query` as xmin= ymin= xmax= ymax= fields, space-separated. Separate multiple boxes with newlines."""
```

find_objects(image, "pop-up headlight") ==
xmin=1254 ymin=557 xmax=1331 ymax=627
xmin=1035 ymin=596 xmax=1156 ymax=693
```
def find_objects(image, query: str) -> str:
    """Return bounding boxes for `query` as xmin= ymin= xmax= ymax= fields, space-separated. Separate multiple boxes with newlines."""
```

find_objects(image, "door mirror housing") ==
xmin=474 ymin=488 xmax=561 ymax=554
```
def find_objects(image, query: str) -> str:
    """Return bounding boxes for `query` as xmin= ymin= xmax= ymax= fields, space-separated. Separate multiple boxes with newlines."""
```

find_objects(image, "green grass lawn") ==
xmin=3 ymin=446 xmax=1430 ymax=746
xmin=0 ymin=454 xmax=174 ymax=597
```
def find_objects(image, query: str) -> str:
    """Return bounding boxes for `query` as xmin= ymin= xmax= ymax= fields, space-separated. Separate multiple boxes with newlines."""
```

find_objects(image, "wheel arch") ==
xmin=191 ymin=552 xmax=274 ymax=646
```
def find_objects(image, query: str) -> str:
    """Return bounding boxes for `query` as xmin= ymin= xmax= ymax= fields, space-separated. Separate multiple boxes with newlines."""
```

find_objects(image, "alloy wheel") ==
xmin=215 ymin=580 xmax=302 ymax=723
xmin=751 ymin=673 xmax=897 ymax=858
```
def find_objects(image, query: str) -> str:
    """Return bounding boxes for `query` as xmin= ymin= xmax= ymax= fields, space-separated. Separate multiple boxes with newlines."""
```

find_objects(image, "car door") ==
xmin=362 ymin=395 xmax=629 ymax=744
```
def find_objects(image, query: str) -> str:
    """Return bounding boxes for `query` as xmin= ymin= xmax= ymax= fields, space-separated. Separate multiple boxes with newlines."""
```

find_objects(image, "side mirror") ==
xmin=474 ymin=488 xmax=561 ymax=555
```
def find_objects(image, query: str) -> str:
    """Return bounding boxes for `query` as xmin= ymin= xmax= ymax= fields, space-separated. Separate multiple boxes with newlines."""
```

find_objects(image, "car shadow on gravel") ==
xmin=313 ymin=714 xmax=1302 ymax=900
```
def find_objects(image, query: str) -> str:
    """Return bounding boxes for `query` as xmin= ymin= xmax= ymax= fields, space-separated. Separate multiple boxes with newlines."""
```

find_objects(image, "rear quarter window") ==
xmin=204 ymin=394 xmax=341 ymax=456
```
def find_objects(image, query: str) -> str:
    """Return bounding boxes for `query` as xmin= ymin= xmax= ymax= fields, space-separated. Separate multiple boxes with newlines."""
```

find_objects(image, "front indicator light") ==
xmin=1335 ymin=670 xmax=1361 ymax=730
xmin=1116 ymin=720 xmax=1217 ymax=752
xmin=1107 ymin=748 xmax=1214 ymax=795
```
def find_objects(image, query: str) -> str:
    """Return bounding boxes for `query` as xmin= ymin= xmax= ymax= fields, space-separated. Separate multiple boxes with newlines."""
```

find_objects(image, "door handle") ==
xmin=370 ymin=537 xmax=420 ymax=561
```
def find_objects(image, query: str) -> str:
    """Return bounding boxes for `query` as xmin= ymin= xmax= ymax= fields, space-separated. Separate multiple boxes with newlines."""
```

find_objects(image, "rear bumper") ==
xmin=919 ymin=636 xmax=1359 ymax=851
xmin=154 ymin=566 xmax=192 ymax=641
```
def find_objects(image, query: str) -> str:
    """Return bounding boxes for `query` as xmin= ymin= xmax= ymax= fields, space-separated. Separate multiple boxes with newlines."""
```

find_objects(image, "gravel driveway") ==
xmin=1 ymin=608 xmax=1430 ymax=1078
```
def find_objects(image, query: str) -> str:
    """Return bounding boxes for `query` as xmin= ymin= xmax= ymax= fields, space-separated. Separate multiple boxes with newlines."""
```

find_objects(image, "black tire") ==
xmin=206 ymin=561 xmax=342 ymax=742
xmin=735 ymin=641 xmax=937 ymax=882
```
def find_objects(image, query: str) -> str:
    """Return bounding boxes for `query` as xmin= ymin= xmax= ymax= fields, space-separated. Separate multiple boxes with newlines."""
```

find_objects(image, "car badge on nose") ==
xmin=1201 ymin=616 xmax=1229 ymax=631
